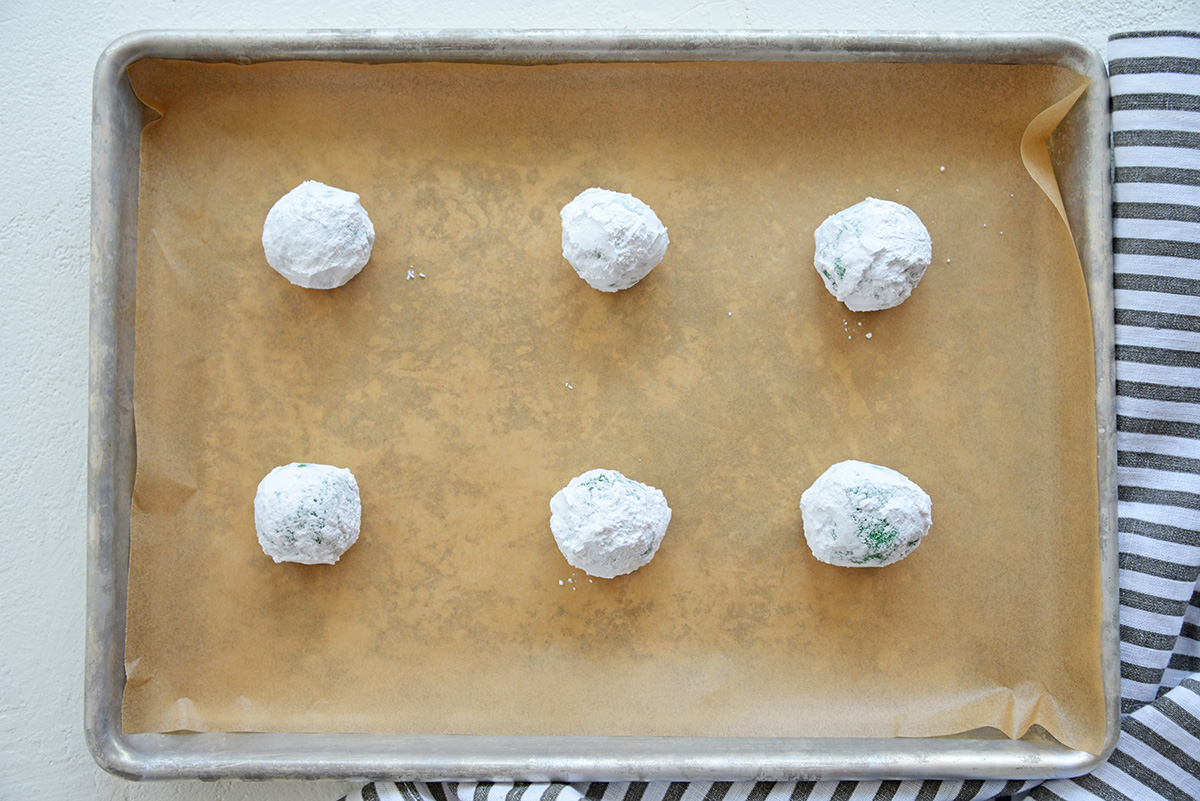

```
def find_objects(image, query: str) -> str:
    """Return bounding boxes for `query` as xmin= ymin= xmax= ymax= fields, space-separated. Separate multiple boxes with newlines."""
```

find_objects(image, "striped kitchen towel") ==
xmin=343 ymin=30 xmax=1200 ymax=801
xmin=1042 ymin=29 xmax=1200 ymax=801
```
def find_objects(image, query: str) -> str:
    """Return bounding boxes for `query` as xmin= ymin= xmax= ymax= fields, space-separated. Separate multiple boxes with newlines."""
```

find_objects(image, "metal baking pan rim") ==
xmin=95 ymin=731 xmax=1100 ymax=783
xmin=87 ymin=28 xmax=1117 ymax=782
xmin=97 ymin=27 xmax=1107 ymax=69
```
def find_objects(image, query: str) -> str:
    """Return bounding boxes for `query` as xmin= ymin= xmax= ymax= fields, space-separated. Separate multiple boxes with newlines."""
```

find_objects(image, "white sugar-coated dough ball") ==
xmin=549 ymin=468 xmax=672 ymax=578
xmin=560 ymin=188 xmax=669 ymax=292
xmin=799 ymin=460 xmax=932 ymax=568
xmin=262 ymin=181 xmax=375 ymax=289
xmin=813 ymin=197 xmax=932 ymax=312
xmin=254 ymin=463 xmax=361 ymax=565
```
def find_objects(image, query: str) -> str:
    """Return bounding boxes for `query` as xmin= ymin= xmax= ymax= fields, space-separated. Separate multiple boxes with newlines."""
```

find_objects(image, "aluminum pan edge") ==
xmin=87 ymin=29 xmax=1117 ymax=782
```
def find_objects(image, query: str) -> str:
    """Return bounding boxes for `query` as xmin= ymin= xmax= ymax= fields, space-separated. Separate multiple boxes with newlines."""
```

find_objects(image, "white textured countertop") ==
xmin=2 ymin=1 xmax=1196 ymax=799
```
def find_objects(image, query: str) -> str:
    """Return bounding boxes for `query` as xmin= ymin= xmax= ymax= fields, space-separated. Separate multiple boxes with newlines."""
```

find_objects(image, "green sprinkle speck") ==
xmin=860 ymin=519 xmax=899 ymax=549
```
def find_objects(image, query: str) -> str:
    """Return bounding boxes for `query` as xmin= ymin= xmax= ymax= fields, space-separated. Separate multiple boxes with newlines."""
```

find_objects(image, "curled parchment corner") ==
xmin=1020 ymin=78 xmax=1090 ymax=233
xmin=1012 ymin=73 xmax=1102 ymax=757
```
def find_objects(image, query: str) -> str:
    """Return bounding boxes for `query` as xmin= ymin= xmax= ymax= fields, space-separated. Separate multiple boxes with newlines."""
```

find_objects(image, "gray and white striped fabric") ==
xmin=343 ymin=781 xmax=1045 ymax=801
xmin=343 ymin=31 xmax=1200 ymax=801
xmin=1035 ymin=30 xmax=1200 ymax=801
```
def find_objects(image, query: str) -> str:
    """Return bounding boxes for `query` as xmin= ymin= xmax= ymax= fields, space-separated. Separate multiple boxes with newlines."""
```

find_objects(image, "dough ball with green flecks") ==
xmin=560 ymin=188 xmax=669 ymax=292
xmin=549 ymin=468 xmax=672 ymax=578
xmin=262 ymin=181 xmax=375 ymax=289
xmin=800 ymin=460 xmax=931 ymax=567
xmin=254 ymin=463 xmax=361 ymax=565
xmin=813 ymin=197 xmax=932 ymax=311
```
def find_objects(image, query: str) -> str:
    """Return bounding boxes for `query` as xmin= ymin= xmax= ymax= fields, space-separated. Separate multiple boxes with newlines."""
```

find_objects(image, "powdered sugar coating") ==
xmin=813 ymin=197 xmax=932 ymax=311
xmin=254 ymin=463 xmax=361 ymax=565
xmin=799 ymin=460 xmax=932 ymax=568
xmin=549 ymin=468 xmax=672 ymax=578
xmin=262 ymin=181 xmax=375 ymax=289
xmin=560 ymin=188 xmax=669 ymax=292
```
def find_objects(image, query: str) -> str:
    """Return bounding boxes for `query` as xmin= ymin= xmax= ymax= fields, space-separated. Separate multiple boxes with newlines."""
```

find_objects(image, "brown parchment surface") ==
xmin=123 ymin=58 xmax=1104 ymax=753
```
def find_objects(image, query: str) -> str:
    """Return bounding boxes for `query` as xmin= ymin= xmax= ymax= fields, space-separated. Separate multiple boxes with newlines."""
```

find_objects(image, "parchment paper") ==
xmin=124 ymin=58 xmax=1103 ymax=753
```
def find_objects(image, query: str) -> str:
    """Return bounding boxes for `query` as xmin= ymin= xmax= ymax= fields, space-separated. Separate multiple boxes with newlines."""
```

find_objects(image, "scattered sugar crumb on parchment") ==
xmin=406 ymin=268 xmax=415 ymax=280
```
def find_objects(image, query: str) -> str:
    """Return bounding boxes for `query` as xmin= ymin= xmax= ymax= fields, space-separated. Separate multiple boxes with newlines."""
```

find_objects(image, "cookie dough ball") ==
xmin=560 ymin=188 xmax=669 ymax=292
xmin=254 ymin=463 xmax=361 ymax=565
xmin=799 ymin=460 xmax=932 ymax=567
xmin=813 ymin=197 xmax=932 ymax=311
xmin=262 ymin=181 xmax=375 ymax=289
xmin=549 ymin=468 xmax=672 ymax=578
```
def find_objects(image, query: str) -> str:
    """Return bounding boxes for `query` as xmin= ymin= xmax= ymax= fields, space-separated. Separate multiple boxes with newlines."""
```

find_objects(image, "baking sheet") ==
xmin=123 ymin=57 xmax=1103 ymax=753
